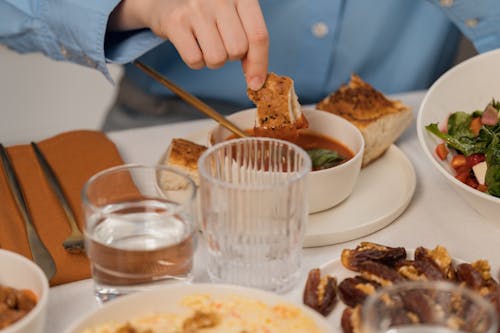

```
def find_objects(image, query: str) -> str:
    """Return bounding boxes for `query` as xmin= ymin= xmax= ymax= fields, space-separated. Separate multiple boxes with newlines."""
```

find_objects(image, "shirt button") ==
xmin=465 ymin=18 xmax=479 ymax=28
xmin=311 ymin=22 xmax=329 ymax=39
xmin=440 ymin=0 xmax=453 ymax=7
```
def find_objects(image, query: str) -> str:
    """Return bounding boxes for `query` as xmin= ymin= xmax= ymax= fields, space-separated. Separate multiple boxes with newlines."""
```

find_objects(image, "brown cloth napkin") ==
xmin=0 ymin=130 xmax=125 ymax=286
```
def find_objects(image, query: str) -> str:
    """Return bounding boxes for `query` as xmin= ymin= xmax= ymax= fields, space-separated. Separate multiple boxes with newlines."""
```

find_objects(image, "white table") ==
xmin=47 ymin=91 xmax=500 ymax=332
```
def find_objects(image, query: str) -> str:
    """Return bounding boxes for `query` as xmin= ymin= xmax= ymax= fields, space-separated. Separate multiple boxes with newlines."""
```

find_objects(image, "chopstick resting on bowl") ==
xmin=133 ymin=60 xmax=248 ymax=138
xmin=0 ymin=144 xmax=56 ymax=280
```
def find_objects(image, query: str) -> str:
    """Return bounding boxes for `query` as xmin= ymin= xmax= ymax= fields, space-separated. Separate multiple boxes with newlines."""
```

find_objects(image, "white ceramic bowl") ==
xmin=0 ymin=249 xmax=49 ymax=333
xmin=417 ymin=49 xmax=500 ymax=223
xmin=64 ymin=283 xmax=332 ymax=333
xmin=210 ymin=108 xmax=365 ymax=213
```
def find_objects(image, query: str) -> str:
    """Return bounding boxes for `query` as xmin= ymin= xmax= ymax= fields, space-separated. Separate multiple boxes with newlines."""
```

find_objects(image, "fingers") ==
xmin=152 ymin=6 xmax=206 ymax=69
xmin=148 ymin=0 xmax=268 ymax=81
xmin=167 ymin=27 xmax=205 ymax=70
xmin=192 ymin=11 xmax=228 ymax=69
xmin=216 ymin=3 xmax=249 ymax=61
xmin=237 ymin=0 xmax=269 ymax=90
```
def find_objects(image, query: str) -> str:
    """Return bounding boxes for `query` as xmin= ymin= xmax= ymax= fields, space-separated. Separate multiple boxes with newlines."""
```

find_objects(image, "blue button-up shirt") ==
xmin=2 ymin=0 xmax=499 ymax=107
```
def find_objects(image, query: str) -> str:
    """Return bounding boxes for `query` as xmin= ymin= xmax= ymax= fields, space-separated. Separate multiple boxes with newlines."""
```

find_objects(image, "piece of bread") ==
xmin=316 ymin=74 xmax=412 ymax=166
xmin=247 ymin=72 xmax=308 ymax=139
xmin=160 ymin=138 xmax=207 ymax=189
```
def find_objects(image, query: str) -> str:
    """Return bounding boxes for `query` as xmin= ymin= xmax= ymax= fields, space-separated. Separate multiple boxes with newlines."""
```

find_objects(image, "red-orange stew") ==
xmin=227 ymin=129 xmax=354 ymax=171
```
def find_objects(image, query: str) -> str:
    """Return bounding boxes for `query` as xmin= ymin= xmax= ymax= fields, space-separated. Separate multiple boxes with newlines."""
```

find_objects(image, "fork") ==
xmin=31 ymin=142 xmax=85 ymax=254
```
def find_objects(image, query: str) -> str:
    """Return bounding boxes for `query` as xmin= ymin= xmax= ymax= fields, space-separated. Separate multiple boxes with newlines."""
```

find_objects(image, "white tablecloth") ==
xmin=47 ymin=91 xmax=500 ymax=332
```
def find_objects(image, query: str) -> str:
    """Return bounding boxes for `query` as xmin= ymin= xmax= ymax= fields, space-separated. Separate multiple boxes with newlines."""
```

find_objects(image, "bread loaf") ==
xmin=160 ymin=138 xmax=207 ymax=189
xmin=316 ymin=74 xmax=412 ymax=166
xmin=247 ymin=72 xmax=308 ymax=139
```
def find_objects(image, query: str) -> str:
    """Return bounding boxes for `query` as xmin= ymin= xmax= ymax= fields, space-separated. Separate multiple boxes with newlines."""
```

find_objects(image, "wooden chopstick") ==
xmin=134 ymin=60 xmax=248 ymax=138
xmin=0 ymin=144 xmax=56 ymax=280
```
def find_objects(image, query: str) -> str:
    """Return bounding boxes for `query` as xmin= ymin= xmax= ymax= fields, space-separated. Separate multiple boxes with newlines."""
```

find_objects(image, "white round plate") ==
xmin=180 ymin=130 xmax=416 ymax=248
xmin=305 ymin=144 xmax=416 ymax=247
xmin=298 ymin=249 xmax=465 ymax=332
xmin=65 ymin=283 xmax=332 ymax=333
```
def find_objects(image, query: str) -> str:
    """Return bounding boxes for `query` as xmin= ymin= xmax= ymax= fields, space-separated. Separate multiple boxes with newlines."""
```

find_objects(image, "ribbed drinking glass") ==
xmin=198 ymin=137 xmax=311 ymax=293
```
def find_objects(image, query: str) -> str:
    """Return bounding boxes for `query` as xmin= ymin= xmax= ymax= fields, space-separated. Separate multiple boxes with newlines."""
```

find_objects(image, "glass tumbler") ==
xmin=82 ymin=164 xmax=197 ymax=303
xmin=362 ymin=280 xmax=498 ymax=333
xmin=198 ymin=137 xmax=311 ymax=293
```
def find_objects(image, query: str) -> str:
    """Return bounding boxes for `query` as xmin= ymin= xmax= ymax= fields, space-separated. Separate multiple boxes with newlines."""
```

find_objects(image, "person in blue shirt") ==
xmin=1 ymin=0 xmax=499 ymax=131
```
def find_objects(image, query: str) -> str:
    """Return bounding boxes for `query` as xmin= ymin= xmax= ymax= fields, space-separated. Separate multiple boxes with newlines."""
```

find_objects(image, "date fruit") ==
xmin=303 ymin=268 xmax=338 ymax=316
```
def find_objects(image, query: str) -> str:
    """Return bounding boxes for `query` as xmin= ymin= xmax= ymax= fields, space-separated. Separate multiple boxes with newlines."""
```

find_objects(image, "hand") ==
xmin=109 ymin=0 xmax=269 ymax=90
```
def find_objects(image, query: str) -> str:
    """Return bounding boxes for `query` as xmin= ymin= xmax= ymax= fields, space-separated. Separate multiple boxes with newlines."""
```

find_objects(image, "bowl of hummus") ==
xmin=65 ymin=283 xmax=331 ymax=333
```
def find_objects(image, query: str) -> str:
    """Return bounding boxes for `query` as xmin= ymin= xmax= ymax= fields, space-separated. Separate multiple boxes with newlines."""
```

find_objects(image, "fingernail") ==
xmin=248 ymin=76 xmax=264 ymax=90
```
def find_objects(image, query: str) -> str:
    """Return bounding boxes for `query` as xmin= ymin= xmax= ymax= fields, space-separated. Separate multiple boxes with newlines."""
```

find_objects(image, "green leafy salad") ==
xmin=425 ymin=99 xmax=500 ymax=198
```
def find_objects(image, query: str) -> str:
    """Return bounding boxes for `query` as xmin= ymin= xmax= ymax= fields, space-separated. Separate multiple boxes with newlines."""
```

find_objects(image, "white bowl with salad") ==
xmin=209 ymin=108 xmax=365 ymax=213
xmin=417 ymin=48 xmax=500 ymax=222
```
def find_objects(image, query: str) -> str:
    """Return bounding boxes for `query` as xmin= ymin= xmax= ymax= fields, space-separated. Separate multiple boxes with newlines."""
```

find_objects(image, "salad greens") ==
xmin=485 ymin=134 xmax=500 ymax=197
xmin=425 ymin=99 xmax=500 ymax=198
xmin=425 ymin=123 xmax=491 ymax=156
xmin=307 ymin=148 xmax=345 ymax=170
xmin=447 ymin=111 xmax=475 ymax=138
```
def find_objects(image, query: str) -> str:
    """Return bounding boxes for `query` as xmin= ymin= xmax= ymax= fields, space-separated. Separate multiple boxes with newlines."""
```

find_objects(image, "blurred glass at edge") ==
xmin=361 ymin=280 xmax=498 ymax=333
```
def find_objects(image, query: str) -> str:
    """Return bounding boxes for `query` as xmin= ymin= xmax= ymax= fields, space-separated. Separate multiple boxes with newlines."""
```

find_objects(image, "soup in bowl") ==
xmin=209 ymin=108 xmax=365 ymax=213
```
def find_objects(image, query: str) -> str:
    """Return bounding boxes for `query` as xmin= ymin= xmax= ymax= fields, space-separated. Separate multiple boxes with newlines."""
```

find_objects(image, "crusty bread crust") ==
xmin=316 ymin=74 xmax=412 ymax=166
xmin=167 ymin=138 xmax=206 ymax=171
xmin=247 ymin=73 xmax=308 ymax=139
xmin=161 ymin=138 xmax=207 ymax=188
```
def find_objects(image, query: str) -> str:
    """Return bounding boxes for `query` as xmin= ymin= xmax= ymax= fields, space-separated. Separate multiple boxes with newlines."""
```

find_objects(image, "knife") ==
xmin=0 ymin=144 xmax=56 ymax=280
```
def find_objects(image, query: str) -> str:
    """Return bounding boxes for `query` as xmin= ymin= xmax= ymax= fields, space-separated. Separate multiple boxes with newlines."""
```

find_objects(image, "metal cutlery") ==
xmin=0 ymin=144 xmax=56 ymax=280
xmin=134 ymin=60 xmax=248 ymax=138
xmin=31 ymin=142 xmax=85 ymax=254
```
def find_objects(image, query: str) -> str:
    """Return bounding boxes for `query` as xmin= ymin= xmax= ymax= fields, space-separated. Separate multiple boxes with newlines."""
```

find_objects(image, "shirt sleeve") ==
xmin=104 ymin=29 xmax=164 ymax=65
xmin=0 ymin=0 xmax=163 ymax=81
xmin=429 ymin=0 xmax=500 ymax=53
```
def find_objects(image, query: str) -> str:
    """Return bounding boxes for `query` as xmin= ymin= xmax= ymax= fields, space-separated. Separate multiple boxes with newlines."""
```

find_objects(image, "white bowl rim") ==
xmin=417 ymin=48 xmax=500 ymax=205
xmin=0 ymin=249 xmax=49 ymax=333
xmin=198 ymin=136 xmax=312 ymax=190
xmin=64 ymin=283 xmax=331 ymax=333
xmin=208 ymin=107 xmax=365 ymax=174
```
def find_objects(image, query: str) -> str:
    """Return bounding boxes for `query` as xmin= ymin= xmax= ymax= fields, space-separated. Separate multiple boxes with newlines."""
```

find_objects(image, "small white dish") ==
xmin=417 ymin=48 xmax=500 ymax=223
xmin=0 ymin=249 xmax=49 ymax=333
xmin=209 ymin=108 xmax=365 ymax=213
xmin=64 ymin=283 xmax=332 ymax=333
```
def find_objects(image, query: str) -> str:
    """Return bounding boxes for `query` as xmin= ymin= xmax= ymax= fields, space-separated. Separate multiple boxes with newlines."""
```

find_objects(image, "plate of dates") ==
xmin=301 ymin=242 xmax=499 ymax=333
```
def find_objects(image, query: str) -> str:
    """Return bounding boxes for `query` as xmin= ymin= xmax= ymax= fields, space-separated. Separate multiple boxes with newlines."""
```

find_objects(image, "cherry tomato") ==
xmin=477 ymin=184 xmax=488 ymax=192
xmin=465 ymin=176 xmax=479 ymax=189
xmin=466 ymin=153 xmax=485 ymax=167
xmin=469 ymin=117 xmax=482 ymax=136
xmin=435 ymin=143 xmax=448 ymax=160
xmin=451 ymin=155 xmax=467 ymax=171
xmin=455 ymin=166 xmax=471 ymax=175
xmin=455 ymin=171 xmax=469 ymax=183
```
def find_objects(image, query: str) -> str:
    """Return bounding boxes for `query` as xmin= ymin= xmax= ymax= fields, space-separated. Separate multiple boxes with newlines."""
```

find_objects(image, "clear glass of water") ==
xmin=81 ymin=164 xmax=197 ymax=303
xmin=362 ymin=280 xmax=498 ymax=333
xmin=198 ymin=137 xmax=311 ymax=293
